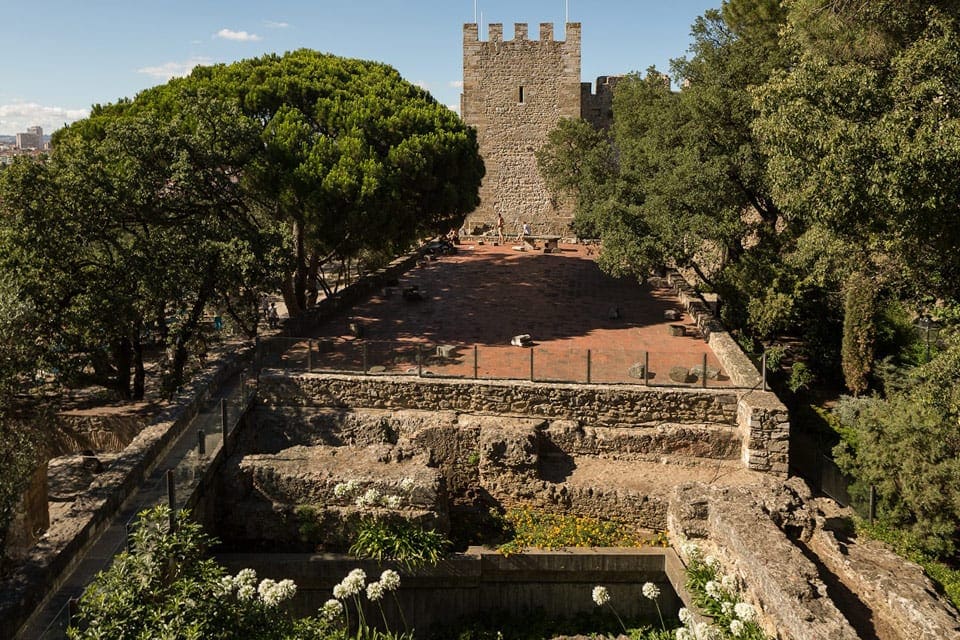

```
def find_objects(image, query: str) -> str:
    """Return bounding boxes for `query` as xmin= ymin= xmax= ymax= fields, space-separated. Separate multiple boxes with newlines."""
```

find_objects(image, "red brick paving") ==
xmin=298 ymin=242 xmax=731 ymax=387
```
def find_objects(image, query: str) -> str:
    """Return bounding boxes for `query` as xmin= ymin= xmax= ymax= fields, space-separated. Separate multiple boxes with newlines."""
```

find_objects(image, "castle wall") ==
xmin=461 ymin=22 xmax=582 ymax=236
xmin=581 ymin=75 xmax=622 ymax=129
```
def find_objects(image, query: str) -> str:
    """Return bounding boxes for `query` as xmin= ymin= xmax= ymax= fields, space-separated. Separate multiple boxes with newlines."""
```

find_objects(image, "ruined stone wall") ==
xmin=461 ymin=22 xmax=582 ymax=236
xmin=259 ymin=372 xmax=740 ymax=426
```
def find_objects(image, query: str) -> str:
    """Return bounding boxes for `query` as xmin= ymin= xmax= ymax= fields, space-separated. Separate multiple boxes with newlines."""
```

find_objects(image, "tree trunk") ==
xmin=111 ymin=338 xmax=133 ymax=400
xmin=132 ymin=327 xmax=145 ymax=401
xmin=306 ymin=251 xmax=320 ymax=307
xmin=292 ymin=219 xmax=307 ymax=313
xmin=171 ymin=264 xmax=217 ymax=390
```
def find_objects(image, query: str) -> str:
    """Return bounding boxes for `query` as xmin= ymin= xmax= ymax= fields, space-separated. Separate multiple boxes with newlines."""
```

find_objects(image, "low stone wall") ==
xmin=737 ymin=391 xmax=789 ymax=476
xmin=809 ymin=527 xmax=960 ymax=640
xmin=218 ymin=548 xmax=689 ymax=636
xmin=1 ymin=345 xmax=253 ymax=640
xmin=668 ymin=482 xmax=860 ymax=640
xmin=665 ymin=271 xmax=762 ymax=389
xmin=51 ymin=412 xmax=147 ymax=456
xmin=281 ymin=249 xmax=422 ymax=337
xmin=667 ymin=480 xmax=960 ymax=640
xmin=259 ymin=372 xmax=790 ymax=476
xmin=259 ymin=373 xmax=741 ymax=427
xmin=3 ymin=467 xmax=49 ymax=564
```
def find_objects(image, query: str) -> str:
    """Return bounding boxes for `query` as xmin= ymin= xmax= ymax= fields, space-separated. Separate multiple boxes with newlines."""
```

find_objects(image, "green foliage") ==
xmin=68 ymin=505 xmax=317 ymax=640
xmin=134 ymin=50 xmax=484 ymax=315
xmin=787 ymin=361 xmax=815 ymax=393
xmin=349 ymin=517 xmax=449 ymax=568
xmin=683 ymin=546 xmax=769 ymax=639
xmin=841 ymin=272 xmax=877 ymax=395
xmin=495 ymin=506 xmax=665 ymax=555
xmin=833 ymin=342 xmax=960 ymax=557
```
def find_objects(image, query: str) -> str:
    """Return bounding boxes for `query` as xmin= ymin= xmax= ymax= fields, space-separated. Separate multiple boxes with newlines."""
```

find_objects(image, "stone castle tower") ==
xmin=461 ymin=22 xmax=618 ymax=236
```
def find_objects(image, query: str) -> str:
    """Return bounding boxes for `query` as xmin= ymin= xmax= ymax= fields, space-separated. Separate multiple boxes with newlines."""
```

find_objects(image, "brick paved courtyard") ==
xmin=282 ymin=242 xmax=732 ymax=387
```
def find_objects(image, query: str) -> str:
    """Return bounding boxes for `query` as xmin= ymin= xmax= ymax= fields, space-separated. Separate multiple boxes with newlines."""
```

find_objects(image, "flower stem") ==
xmin=606 ymin=602 xmax=627 ymax=634
xmin=391 ymin=591 xmax=409 ymax=632
xmin=654 ymin=600 xmax=665 ymax=631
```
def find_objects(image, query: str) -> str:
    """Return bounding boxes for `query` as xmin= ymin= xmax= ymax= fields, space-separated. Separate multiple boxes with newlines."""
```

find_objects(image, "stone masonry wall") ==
xmin=258 ymin=372 xmax=740 ymax=426
xmin=259 ymin=372 xmax=790 ymax=476
xmin=462 ymin=22 xmax=582 ymax=236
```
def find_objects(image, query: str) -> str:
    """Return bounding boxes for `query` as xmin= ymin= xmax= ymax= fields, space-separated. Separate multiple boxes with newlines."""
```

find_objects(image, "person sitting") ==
xmin=517 ymin=221 xmax=532 ymax=242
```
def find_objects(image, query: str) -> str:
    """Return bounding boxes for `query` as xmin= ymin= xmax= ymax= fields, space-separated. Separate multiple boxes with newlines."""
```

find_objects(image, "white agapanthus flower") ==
xmin=592 ymin=585 xmax=611 ymax=606
xmin=274 ymin=579 xmax=297 ymax=603
xmin=384 ymin=494 xmax=402 ymax=509
xmin=680 ymin=541 xmax=700 ymax=559
xmin=734 ymin=602 xmax=757 ymax=622
xmin=341 ymin=568 xmax=366 ymax=595
xmin=380 ymin=569 xmax=401 ymax=591
xmin=234 ymin=568 xmax=257 ymax=588
xmin=259 ymin=578 xmax=296 ymax=606
xmin=695 ymin=621 xmax=720 ymax=640
xmin=730 ymin=619 xmax=746 ymax=637
xmin=217 ymin=575 xmax=236 ymax=595
xmin=332 ymin=583 xmax=349 ymax=600
xmin=642 ymin=582 xmax=660 ymax=600
xmin=704 ymin=554 xmax=720 ymax=569
xmin=675 ymin=629 xmax=693 ymax=640
xmin=399 ymin=477 xmax=415 ymax=492
xmin=237 ymin=584 xmax=256 ymax=601
xmin=678 ymin=607 xmax=693 ymax=624
xmin=322 ymin=598 xmax=344 ymax=621
xmin=333 ymin=482 xmax=353 ymax=498
xmin=705 ymin=580 xmax=722 ymax=599
xmin=721 ymin=601 xmax=734 ymax=616
xmin=721 ymin=574 xmax=737 ymax=591
xmin=366 ymin=581 xmax=385 ymax=601
xmin=356 ymin=488 xmax=381 ymax=507
xmin=258 ymin=578 xmax=277 ymax=601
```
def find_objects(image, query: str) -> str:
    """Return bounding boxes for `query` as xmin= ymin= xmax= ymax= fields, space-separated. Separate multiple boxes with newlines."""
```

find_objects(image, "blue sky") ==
xmin=1 ymin=1 xmax=718 ymax=135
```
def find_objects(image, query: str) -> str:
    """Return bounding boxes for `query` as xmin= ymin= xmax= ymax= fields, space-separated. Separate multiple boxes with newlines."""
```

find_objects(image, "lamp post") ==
xmin=915 ymin=314 xmax=940 ymax=363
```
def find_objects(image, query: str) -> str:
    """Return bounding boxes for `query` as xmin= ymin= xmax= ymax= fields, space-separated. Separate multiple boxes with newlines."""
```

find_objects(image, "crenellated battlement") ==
xmin=460 ymin=20 xmax=603 ymax=236
xmin=462 ymin=22 xmax=580 ymax=44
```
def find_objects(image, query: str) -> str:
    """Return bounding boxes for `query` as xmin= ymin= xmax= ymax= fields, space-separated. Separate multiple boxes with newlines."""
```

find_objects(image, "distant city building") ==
xmin=16 ymin=126 xmax=43 ymax=150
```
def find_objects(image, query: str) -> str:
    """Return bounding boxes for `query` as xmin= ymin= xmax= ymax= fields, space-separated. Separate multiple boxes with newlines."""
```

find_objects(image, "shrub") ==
xmin=841 ymin=272 xmax=877 ymax=395
xmin=349 ymin=517 xmax=449 ymax=568
xmin=67 ymin=506 xmax=310 ymax=640
xmin=833 ymin=342 xmax=960 ymax=557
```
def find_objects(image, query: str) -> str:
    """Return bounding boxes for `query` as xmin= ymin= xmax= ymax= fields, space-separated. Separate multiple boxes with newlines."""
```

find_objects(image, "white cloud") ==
xmin=414 ymin=80 xmax=430 ymax=91
xmin=215 ymin=28 xmax=262 ymax=42
xmin=449 ymin=80 xmax=464 ymax=89
xmin=0 ymin=102 xmax=89 ymax=136
xmin=137 ymin=57 xmax=212 ymax=81
xmin=265 ymin=20 xmax=289 ymax=28
xmin=447 ymin=104 xmax=461 ymax=115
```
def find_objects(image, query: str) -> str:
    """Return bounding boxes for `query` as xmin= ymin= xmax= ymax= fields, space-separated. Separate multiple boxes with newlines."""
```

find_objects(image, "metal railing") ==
xmin=255 ymin=336 xmax=744 ymax=389
xmin=36 ymin=378 xmax=257 ymax=639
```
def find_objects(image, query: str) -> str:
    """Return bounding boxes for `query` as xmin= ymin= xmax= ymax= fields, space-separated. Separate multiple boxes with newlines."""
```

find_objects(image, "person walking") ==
xmin=496 ymin=213 xmax=505 ymax=245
